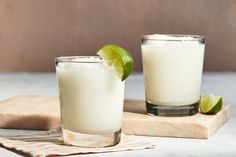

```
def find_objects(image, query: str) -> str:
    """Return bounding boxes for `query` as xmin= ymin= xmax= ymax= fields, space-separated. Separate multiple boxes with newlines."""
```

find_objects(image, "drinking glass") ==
xmin=55 ymin=56 xmax=124 ymax=147
xmin=141 ymin=34 xmax=205 ymax=116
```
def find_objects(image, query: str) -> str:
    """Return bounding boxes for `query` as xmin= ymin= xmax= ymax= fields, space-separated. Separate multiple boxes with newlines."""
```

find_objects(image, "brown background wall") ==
xmin=0 ymin=0 xmax=236 ymax=71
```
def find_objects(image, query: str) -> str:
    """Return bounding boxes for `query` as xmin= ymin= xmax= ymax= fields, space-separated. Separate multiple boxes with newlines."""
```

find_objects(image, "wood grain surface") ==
xmin=0 ymin=96 xmax=231 ymax=139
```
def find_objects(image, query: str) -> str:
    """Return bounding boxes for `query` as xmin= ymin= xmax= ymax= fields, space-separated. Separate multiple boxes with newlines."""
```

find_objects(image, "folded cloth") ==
xmin=0 ymin=130 xmax=156 ymax=157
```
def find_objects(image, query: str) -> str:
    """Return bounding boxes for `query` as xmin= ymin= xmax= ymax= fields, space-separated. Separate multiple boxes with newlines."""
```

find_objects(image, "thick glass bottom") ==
xmin=146 ymin=101 xmax=199 ymax=117
xmin=62 ymin=128 xmax=121 ymax=147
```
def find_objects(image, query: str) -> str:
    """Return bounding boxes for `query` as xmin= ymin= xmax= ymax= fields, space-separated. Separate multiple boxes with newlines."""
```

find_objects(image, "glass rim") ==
xmin=55 ymin=56 xmax=102 ymax=63
xmin=142 ymin=34 xmax=205 ymax=42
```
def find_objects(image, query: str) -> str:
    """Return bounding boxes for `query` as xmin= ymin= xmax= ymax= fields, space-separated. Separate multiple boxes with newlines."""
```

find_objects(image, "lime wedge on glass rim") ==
xmin=199 ymin=94 xmax=223 ymax=114
xmin=97 ymin=44 xmax=134 ymax=81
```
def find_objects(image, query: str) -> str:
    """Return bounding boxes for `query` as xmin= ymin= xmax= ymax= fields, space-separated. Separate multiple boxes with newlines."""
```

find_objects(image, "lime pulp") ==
xmin=97 ymin=44 xmax=134 ymax=81
xmin=200 ymin=94 xmax=223 ymax=114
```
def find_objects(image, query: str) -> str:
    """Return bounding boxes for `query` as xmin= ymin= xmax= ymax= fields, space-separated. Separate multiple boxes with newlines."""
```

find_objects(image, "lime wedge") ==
xmin=200 ymin=94 xmax=223 ymax=114
xmin=97 ymin=44 xmax=134 ymax=81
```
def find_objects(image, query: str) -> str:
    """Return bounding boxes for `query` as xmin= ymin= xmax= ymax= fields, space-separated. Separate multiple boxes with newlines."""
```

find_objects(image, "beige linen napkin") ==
xmin=0 ymin=130 xmax=156 ymax=157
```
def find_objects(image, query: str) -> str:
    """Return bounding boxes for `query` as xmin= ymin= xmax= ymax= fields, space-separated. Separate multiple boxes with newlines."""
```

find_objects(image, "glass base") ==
xmin=146 ymin=101 xmax=199 ymax=117
xmin=62 ymin=128 xmax=121 ymax=148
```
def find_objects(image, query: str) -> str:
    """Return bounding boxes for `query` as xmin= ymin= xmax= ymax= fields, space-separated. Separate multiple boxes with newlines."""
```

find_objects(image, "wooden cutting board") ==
xmin=0 ymin=96 xmax=231 ymax=139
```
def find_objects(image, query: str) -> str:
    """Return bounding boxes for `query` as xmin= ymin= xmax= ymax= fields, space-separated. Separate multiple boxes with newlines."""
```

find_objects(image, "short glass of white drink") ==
xmin=141 ymin=34 xmax=205 ymax=116
xmin=55 ymin=56 xmax=125 ymax=147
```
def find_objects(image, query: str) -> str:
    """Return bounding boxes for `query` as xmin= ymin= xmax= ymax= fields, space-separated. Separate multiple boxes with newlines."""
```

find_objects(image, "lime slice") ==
xmin=200 ymin=94 xmax=223 ymax=114
xmin=97 ymin=44 xmax=134 ymax=81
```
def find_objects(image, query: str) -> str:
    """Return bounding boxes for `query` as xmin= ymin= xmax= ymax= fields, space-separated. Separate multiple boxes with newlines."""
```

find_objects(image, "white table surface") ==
xmin=0 ymin=72 xmax=235 ymax=157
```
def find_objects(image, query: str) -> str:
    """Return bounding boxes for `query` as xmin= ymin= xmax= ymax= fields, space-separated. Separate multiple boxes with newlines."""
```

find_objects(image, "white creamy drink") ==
xmin=142 ymin=34 xmax=205 ymax=107
xmin=56 ymin=57 xmax=124 ymax=134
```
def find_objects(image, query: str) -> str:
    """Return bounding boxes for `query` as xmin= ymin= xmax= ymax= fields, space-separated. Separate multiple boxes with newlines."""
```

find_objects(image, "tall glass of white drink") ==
xmin=141 ymin=34 xmax=205 ymax=116
xmin=56 ymin=56 xmax=124 ymax=147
